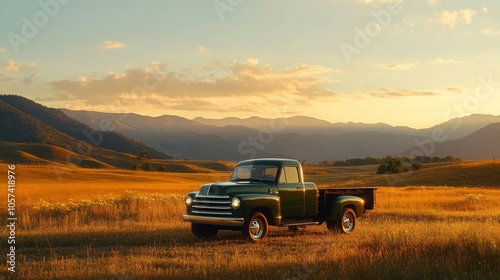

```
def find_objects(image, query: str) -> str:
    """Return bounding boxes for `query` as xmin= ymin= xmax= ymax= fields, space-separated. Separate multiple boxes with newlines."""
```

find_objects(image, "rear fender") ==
xmin=329 ymin=195 xmax=364 ymax=220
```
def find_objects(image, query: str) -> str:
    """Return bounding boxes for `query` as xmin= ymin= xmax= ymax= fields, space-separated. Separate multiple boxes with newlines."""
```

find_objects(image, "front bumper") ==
xmin=183 ymin=214 xmax=244 ymax=226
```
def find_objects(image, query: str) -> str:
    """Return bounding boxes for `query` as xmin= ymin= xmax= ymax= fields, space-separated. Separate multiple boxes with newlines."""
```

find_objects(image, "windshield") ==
xmin=230 ymin=164 xmax=279 ymax=182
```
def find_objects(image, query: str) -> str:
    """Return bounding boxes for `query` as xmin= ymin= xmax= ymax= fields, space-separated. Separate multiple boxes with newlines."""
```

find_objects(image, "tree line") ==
xmin=316 ymin=155 xmax=461 ymax=167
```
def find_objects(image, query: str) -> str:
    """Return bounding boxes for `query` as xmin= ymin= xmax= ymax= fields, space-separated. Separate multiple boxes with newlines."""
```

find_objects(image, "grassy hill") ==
xmin=307 ymin=160 xmax=500 ymax=187
xmin=0 ymin=142 xmax=114 ymax=168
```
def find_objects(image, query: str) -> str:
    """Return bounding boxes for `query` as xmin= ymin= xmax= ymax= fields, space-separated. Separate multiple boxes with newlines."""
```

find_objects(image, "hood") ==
xmin=198 ymin=181 xmax=271 ymax=196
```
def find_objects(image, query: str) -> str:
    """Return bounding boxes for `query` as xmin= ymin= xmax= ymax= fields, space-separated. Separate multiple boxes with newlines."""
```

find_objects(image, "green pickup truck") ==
xmin=183 ymin=158 xmax=376 ymax=242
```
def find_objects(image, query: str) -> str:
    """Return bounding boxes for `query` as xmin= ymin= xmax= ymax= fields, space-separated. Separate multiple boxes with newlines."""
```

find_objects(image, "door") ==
xmin=278 ymin=165 xmax=305 ymax=218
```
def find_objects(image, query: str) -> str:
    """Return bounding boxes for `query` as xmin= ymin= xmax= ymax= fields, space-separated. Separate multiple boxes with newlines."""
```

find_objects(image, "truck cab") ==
xmin=183 ymin=158 xmax=376 ymax=242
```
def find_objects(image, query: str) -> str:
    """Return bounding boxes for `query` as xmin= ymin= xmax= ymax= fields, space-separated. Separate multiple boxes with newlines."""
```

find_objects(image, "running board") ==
xmin=280 ymin=221 xmax=320 ymax=227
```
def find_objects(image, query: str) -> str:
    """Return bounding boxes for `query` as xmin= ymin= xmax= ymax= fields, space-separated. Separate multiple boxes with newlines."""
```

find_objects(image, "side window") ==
xmin=284 ymin=166 xmax=300 ymax=183
xmin=279 ymin=166 xmax=300 ymax=184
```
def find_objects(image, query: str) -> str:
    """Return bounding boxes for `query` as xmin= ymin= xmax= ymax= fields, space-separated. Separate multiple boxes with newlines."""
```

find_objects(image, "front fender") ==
xmin=329 ymin=195 xmax=364 ymax=221
xmin=236 ymin=194 xmax=281 ymax=226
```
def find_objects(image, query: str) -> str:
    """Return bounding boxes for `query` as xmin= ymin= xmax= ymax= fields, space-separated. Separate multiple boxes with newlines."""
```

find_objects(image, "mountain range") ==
xmin=61 ymin=106 xmax=500 ymax=162
xmin=1 ymin=95 xmax=499 ymax=165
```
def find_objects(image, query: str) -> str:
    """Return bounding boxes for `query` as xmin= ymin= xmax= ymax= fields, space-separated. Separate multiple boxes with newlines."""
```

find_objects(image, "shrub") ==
xmin=377 ymin=157 xmax=409 ymax=174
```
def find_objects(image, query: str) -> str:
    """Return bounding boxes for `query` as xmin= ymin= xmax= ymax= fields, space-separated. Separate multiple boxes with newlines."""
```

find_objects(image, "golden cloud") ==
xmin=3 ymin=60 xmax=38 ymax=72
xmin=196 ymin=46 xmax=208 ymax=54
xmin=369 ymin=88 xmax=439 ymax=98
xmin=47 ymin=59 xmax=338 ymax=112
xmin=377 ymin=61 xmax=418 ymax=70
xmin=434 ymin=9 xmax=476 ymax=28
xmin=101 ymin=41 xmax=125 ymax=50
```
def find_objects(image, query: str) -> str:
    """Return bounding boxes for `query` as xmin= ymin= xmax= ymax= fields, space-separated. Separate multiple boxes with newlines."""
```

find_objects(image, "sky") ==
xmin=0 ymin=0 xmax=499 ymax=129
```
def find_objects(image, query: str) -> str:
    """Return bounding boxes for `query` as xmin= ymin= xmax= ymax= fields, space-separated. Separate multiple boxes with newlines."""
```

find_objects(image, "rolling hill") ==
xmin=0 ymin=142 xmax=114 ymax=168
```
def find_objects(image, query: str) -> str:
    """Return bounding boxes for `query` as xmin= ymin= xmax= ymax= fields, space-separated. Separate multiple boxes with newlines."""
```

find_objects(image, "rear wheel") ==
xmin=327 ymin=208 xmax=356 ymax=234
xmin=242 ymin=212 xmax=268 ymax=242
xmin=191 ymin=223 xmax=219 ymax=238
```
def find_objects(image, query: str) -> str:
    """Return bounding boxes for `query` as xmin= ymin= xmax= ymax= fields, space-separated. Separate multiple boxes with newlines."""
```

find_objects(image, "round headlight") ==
xmin=231 ymin=197 xmax=241 ymax=209
xmin=185 ymin=196 xmax=193 ymax=207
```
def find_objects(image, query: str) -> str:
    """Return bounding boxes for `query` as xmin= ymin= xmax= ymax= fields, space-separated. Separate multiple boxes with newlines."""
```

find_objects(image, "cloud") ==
xmin=481 ymin=29 xmax=500 ymax=36
xmin=369 ymin=88 xmax=439 ymax=98
xmin=3 ymin=60 xmax=38 ymax=72
xmin=426 ymin=0 xmax=438 ymax=6
xmin=377 ymin=61 xmax=418 ymax=70
xmin=196 ymin=46 xmax=208 ymax=54
xmin=47 ymin=59 xmax=337 ymax=113
xmin=101 ymin=41 xmax=125 ymax=50
xmin=431 ymin=58 xmax=464 ymax=64
xmin=0 ymin=48 xmax=7 ymax=53
xmin=434 ymin=9 xmax=476 ymax=28
xmin=446 ymin=87 xmax=462 ymax=93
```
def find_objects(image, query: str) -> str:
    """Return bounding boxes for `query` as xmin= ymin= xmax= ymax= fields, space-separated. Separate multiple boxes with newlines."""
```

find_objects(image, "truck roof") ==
xmin=236 ymin=158 xmax=300 ymax=166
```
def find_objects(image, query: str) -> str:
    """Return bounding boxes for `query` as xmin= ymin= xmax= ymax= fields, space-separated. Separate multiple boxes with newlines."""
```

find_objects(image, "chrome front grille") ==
xmin=192 ymin=195 xmax=232 ymax=216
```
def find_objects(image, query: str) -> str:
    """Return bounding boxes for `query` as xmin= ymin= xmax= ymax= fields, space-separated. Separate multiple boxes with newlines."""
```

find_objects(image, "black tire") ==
xmin=287 ymin=225 xmax=307 ymax=233
xmin=327 ymin=208 xmax=356 ymax=234
xmin=242 ymin=212 xmax=268 ymax=242
xmin=191 ymin=223 xmax=219 ymax=239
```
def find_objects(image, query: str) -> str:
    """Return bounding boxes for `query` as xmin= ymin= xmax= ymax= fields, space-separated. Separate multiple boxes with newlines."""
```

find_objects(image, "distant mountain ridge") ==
xmin=1 ymin=99 xmax=79 ymax=146
xmin=403 ymin=122 xmax=500 ymax=160
xmin=0 ymin=95 xmax=170 ymax=167
xmin=61 ymin=107 xmax=500 ymax=162
xmin=194 ymin=116 xmax=418 ymax=136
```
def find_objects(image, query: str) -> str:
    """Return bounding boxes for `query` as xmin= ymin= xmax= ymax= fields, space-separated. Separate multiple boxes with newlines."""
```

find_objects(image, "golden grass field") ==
xmin=1 ymin=161 xmax=499 ymax=279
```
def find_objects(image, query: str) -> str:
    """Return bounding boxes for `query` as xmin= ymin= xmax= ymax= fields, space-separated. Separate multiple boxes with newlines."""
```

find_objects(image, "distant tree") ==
xmin=138 ymin=149 xmax=149 ymax=161
xmin=143 ymin=162 xmax=153 ymax=171
xmin=318 ymin=160 xmax=331 ymax=166
xmin=432 ymin=156 xmax=441 ymax=163
xmin=411 ymin=162 xmax=422 ymax=170
xmin=131 ymin=163 xmax=142 ymax=170
xmin=444 ymin=155 xmax=461 ymax=162
xmin=377 ymin=157 xmax=409 ymax=174
xmin=158 ymin=163 xmax=168 ymax=172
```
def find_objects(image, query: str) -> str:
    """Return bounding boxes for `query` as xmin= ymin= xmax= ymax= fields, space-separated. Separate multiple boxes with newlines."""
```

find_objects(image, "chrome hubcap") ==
xmin=342 ymin=213 xmax=354 ymax=232
xmin=250 ymin=218 xmax=263 ymax=238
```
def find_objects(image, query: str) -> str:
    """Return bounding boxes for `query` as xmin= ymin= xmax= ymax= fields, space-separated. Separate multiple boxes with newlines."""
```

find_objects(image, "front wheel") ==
xmin=191 ymin=223 xmax=219 ymax=238
xmin=242 ymin=212 xmax=268 ymax=242
xmin=327 ymin=208 xmax=356 ymax=234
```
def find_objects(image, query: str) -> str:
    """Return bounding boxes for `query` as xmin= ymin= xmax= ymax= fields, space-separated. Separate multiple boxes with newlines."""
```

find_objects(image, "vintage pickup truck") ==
xmin=183 ymin=158 xmax=376 ymax=242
